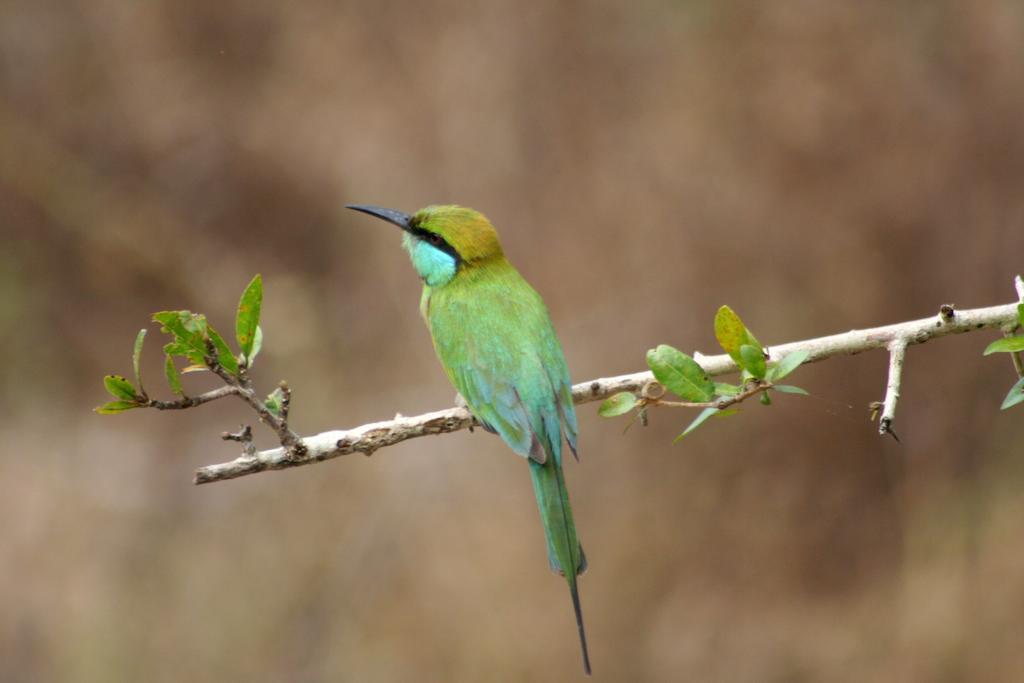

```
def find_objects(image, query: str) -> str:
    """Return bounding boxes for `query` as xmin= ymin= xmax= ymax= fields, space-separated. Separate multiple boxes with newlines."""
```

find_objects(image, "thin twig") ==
xmin=147 ymin=385 xmax=241 ymax=410
xmin=644 ymin=380 xmax=771 ymax=410
xmin=878 ymin=339 xmax=908 ymax=441
xmin=222 ymin=425 xmax=256 ymax=458
xmin=193 ymin=300 xmax=1021 ymax=485
xmin=1008 ymin=338 xmax=1024 ymax=379
xmin=202 ymin=339 xmax=303 ymax=453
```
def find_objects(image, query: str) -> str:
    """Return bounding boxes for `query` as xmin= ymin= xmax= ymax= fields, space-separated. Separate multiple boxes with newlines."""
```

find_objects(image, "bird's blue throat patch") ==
xmin=403 ymin=233 xmax=458 ymax=287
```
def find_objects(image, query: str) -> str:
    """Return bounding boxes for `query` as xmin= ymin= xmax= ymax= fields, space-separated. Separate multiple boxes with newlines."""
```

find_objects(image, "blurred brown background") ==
xmin=2 ymin=1 xmax=1024 ymax=681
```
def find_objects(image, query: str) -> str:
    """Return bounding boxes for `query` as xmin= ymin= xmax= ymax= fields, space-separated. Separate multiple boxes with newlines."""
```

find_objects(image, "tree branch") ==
xmin=193 ymin=300 xmax=1021 ymax=485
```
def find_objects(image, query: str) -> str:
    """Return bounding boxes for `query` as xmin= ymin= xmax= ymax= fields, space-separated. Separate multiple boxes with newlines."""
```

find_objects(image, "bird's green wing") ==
xmin=427 ymin=266 xmax=572 ymax=465
xmin=541 ymin=326 xmax=578 ymax=459
xmin=453 ymin=364 xmax=549 ymax=463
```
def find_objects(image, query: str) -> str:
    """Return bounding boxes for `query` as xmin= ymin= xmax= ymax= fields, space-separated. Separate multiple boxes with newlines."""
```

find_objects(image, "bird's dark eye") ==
xmin=428 ymin=233 xmax=443 ymax=246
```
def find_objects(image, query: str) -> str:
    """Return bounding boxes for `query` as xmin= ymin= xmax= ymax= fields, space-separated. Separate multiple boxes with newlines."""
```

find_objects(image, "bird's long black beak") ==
xmin=346 ymin=204 xmax=413 ymax=231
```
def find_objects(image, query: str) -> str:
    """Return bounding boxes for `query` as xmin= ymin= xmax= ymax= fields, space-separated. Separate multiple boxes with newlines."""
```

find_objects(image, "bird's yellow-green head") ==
xmin=346 ymin=204 xmax=504 ymax=287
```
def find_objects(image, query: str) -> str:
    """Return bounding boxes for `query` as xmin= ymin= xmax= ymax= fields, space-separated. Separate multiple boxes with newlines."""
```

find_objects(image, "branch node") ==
xmin=939 ymin=303 xmax=956 ymax=321
xmin=641 ymin=380 xmax=664 ymax=400
xmin=278 ymin=381 xmax=291 ymax=423
xmin=221 ymin=424 xmax=252 ymax=442
xmin=284 ymin=442 xmax=307 ymax=462
xmin=221 ymin=424 xmax=256 ymax=457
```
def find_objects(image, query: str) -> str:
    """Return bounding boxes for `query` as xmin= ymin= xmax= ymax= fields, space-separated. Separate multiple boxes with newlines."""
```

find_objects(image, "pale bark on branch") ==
xmin=194 ymin=299 xmax=1022 ymax=485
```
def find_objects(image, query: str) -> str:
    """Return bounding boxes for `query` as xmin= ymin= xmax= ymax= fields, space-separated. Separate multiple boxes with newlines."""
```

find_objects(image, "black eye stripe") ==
xmin=411 ymin=227 xmax=462 ymax=265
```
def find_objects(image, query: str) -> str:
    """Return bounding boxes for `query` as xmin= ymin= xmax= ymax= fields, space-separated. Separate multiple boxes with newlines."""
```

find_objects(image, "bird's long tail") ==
xmin=529 ymin=457 xmax=591 ymax=675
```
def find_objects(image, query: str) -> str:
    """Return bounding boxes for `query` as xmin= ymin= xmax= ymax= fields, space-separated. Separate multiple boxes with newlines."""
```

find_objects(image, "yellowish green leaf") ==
xmin=674 ymin=407 xmax=718 ymax=442
xmin=103 ymin=375 xmax=137 ymax=401
xmin=984 ymin=336 xmax=1024 ymax=355
xmin=165 ymin=355 xmax=184 ymax=396
xmin=598 ymin=392 xmax=638 ymax=417
xmin=95 ymin=400 xmax=141 ymax=414
xmin=714 ymin=306 xmax=762 ymax=365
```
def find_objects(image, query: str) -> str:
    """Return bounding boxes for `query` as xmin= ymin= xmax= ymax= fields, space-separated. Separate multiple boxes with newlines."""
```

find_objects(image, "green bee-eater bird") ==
xmin=347 ymin=203 xmax=590 ymax=675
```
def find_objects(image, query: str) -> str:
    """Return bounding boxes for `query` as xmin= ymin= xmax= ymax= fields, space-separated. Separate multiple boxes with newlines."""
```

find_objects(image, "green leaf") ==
xmin=621 ymin=406 xmax=646 ymax=434
xmin=1002 ymin=376 xmax=1024 ymax=410
xmin=152 ymin=310 xmax=183 ymax=334
xmin=236 ymin=274 xmax=263 ymax=363
xmin=162 ymin=343 xmax=204 ymax=366
xmin=598 ymin=392 xmax=638 ymax=417
xmin=983 ymin=336 xmax=1024 ymax=355
xmin=165 ymin=355 xmax=184 ymax=396
xmin=95 ymin=400 xmax=142 ymax=414
xmin=715 ymin=408 xmax=739 ymax=418
xmin=714 ymin=382 xmax=740 ymax=396
xmin=265 ymin=386 xmax=284 ymax=417
xmin=760 ymin=392 xmax=772 ymax=406
xmin=133 ymin=329 xmax=147 ymax=396
xmin=154 ymin=310 xmax=193 ymax=340
xmin=714 ymin=306 xmax=762 ymax=365
xmin=768 ymin=349 xmax=809 ymax=382
xmin=646 ymin=344 xmax=715 ymax=402
xmin=773 ymin=384 xmax=810 ymax=395
xmin=740 ymin=344 xmax=767 ymax=379
xmin=674 ymin=407 xmax=718 ymax=442
xmin=248 ymin=325 xmax=263 ymax=367
xmin=207 ymin=326 xmax=239 ymax=375
xmin=154 ymin=311 xmax=208 ymax=364
xmin=183 ymin=311 xmax=207 ymax=338
xmin=103 ymin=375 xmax=138 ymax=401
xmin=1018 ymin=302 xmax=1024 ymax=327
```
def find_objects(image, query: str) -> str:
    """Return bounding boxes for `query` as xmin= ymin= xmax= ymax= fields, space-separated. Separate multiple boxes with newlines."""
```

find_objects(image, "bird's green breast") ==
xmin=423 ymin=260 xmax=547 ymax=383
xmin=421 ymin=259 xmax=577 ymax=462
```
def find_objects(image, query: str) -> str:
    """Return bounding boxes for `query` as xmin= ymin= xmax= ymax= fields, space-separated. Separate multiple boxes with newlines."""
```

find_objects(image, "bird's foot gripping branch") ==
xmin=98 ymin=275 xmax=1024 ymax=485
